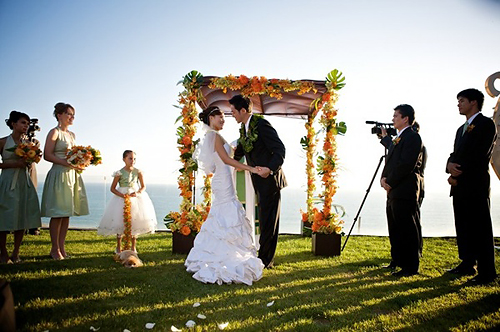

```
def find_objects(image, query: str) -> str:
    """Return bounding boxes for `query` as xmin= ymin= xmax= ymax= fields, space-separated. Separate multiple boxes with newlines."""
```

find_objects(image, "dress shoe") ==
xmin=392 ymin=269 xmax=418 ymax=277
xmin=446 ymin=265 xmax=476 ymax=276
xmin=265 ymin=262 xmax=274 ymax=269
xmin=384 ymin=262 xmax=397 ymax=269
xmin=469 ymin=274 xmax=497 ymax=285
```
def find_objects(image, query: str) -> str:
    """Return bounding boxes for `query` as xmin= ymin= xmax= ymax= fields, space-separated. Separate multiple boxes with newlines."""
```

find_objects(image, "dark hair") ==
xmin=394 ymin=104 xmax=415 ymax=126
xmin=5 ymin=110 xmax=30 ymax=129
xmin=53 ymin=102 xmax=74 ymax=120
xmin=457 ymin=88 xmax=484 ymax=111
xmin=412 ymin=121 xmax=420 ymax=133
xmin=228 ymin=94 xmax=251 ymax=113
xmin=199 ymin=106 xmax=222 ymax=125
xmin=123 ymin=150 xmax=134 ymax=158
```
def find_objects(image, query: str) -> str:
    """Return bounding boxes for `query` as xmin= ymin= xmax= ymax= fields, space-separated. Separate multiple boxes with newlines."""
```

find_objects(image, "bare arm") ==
xmin=43 ymin=128 xmax=69 ymax=166
xmin=214 ymin=134 xmax=256 ymax=173
xmin=109 ymin=176 xmax=123 ymax=198
xmin=137 ymin=170 xmax=145 ymax=194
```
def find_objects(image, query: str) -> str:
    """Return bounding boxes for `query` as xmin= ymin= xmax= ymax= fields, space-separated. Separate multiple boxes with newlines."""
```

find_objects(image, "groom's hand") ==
xmin=256 ymin=166 xmax=272 ymax=178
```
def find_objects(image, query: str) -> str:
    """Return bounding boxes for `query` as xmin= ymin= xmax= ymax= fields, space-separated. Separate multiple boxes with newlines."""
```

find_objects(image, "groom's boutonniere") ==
xmin=466 ymin=124 xmax=475 ymax=133
xmin=392 ymin=137 xmax=401 ymax=145
xmin=239 ymin=114 xmax=263 ymax=153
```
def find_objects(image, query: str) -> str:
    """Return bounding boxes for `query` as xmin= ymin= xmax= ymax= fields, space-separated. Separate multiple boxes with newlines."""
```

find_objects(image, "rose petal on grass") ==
xmin=186 ymin=320 xmax=196 ymax=328
xmin=124 ymin=330 xmax=131 ymax=332
xmin=90 ymin=327 xmax=100 ymax=331
xmin=197 ymin=314 xmax=206 ymax=319
xmin=193 ymin=302 xmax=201 ymax=307
xmin=267 ymin=300 xmax=275 ymax=307
xmin=145 ymin=323 xmax=155 ymax=329
xmin=171 ymin=326 xmax=182 ymax=332
xmin=218 ymin=322 xmax=229 ymax=330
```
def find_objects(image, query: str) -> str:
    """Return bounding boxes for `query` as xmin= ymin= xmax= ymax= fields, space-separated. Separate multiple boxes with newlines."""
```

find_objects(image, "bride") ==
xmin=185 ymin=106 xmax=265 ymax=285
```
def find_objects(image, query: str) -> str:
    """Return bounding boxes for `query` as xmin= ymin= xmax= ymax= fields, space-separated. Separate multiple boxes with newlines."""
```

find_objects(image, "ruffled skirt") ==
xmin=97 ymin=187 xmax=157 ymax=236
xmin=185 ymin=197 xmax=264 ymax=285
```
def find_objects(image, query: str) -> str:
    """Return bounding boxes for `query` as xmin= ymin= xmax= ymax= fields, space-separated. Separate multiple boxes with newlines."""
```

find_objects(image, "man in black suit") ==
xmin=380 ymin=104 xmax=424 ymax=277
xmin=380 ymin=122 xmax=426 ymax=258
xmin=446 ymin=88 xmax=497 ymax=284
xmin=230 ymin=95 xmax=287 ymax=269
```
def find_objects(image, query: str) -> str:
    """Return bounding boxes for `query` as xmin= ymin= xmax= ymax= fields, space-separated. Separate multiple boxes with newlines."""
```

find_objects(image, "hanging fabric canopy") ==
xmin=197 ymin=76 xmax=327 ymax=119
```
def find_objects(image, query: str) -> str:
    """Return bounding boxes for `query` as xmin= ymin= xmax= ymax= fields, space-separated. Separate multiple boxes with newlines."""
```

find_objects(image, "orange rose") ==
xmin=182 ymin=136 xmax=192 ymax=147
xmin=180 ymin=225 xmax=191 ymax=236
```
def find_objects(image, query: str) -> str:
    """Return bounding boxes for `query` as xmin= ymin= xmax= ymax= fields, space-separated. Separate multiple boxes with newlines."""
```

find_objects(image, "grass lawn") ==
xmin=1 ymin=231 xmax=499 ymax=331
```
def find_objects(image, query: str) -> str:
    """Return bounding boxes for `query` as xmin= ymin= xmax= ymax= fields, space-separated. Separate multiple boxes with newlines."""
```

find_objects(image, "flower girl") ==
xmin=98 ymin=150 xmax=156 ymax=253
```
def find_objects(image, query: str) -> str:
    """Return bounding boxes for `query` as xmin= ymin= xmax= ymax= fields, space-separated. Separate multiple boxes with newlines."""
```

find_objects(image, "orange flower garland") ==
xmin=122 ymin=194 xmax=132 ymax=250
xmin=209 ymin=75 xmax=317 ymax=99
xmin=165 ymin=71 xmax=212 ymax=235
xmin=310 ymin=70 xmax=346 ymax=235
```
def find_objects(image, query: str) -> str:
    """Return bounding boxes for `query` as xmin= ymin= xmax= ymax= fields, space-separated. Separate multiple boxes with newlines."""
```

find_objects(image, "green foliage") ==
xmin=178 ymin=70 xmax=204 ymax=89
xmin=326 ymin=69 xmax=346 ymax=90
xmin=1 ymin=231 xmax=499 ymax=331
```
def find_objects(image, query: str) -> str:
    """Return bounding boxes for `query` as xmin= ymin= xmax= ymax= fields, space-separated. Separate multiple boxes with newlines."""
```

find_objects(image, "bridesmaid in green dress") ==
xmin=0 ymin=111 xmax=42 ymax=263
xmin=41 ymin=103 xmax=89 ymax=260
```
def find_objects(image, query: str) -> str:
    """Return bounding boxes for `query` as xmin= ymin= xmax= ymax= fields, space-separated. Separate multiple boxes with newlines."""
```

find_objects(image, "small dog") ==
xmin=114 ymin=250 xmax=143 ymax=268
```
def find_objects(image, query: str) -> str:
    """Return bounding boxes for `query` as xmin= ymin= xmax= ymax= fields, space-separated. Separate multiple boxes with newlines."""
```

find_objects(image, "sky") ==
xmin=1 ymin=0 xmax=500 ymax=197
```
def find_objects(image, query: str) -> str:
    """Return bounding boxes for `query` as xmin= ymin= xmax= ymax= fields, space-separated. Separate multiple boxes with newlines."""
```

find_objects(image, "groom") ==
xmin=230 ymin=95 xmax=287 ymax=269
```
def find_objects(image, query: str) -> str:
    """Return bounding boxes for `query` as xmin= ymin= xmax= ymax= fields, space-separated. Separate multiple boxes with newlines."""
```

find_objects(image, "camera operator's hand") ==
xmin=448 ymin=175 xmax=458 ymax=187
xmin=380 ymin=177 xmax=392 ymax=193
xmin=446 ymin=162 xmax=462 ymax=177
xmin=380 ymin=127 xmax=388 ymax=138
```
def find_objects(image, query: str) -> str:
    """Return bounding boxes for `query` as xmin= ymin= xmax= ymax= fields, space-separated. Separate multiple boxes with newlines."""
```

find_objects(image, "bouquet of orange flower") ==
xmin=7 ymin=142 xmax=42 ymax=164
xmin=66 ymin=145 xmax=102 ymax=172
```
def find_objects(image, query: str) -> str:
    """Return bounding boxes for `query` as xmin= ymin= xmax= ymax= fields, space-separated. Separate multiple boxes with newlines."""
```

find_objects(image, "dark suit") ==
xmin=381 ymin=128 xmax=423 ymax=272
xmin=381 ymin=133 xmax=426 ymax=256
xmin=447 ymin=112 xmax=497 ymax=279
xmin=234 ymin=116 xmax=287 ymax=267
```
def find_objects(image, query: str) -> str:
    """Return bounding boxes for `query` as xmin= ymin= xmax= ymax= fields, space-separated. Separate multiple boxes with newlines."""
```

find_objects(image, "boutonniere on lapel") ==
xmin=466 ymin=124 xmax=475 ymax=133
xmin=392 ymin=137 xmax=401 ymax=145
xmin=239 ymin=114 xmax=263 ymax=153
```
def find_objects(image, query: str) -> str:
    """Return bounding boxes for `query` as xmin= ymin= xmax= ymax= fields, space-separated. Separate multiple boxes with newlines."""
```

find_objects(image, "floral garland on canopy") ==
xmin=167 ymin=70 xmax=346 ymax=237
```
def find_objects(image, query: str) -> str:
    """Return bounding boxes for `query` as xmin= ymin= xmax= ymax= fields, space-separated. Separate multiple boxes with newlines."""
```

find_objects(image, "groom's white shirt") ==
xmin=244 ymin=114 xmax=253 ymax=136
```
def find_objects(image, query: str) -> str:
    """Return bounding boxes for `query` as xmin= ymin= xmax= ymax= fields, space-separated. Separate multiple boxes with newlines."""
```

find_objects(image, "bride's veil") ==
xmin=193 ymin=124 xmax=217 ymax=174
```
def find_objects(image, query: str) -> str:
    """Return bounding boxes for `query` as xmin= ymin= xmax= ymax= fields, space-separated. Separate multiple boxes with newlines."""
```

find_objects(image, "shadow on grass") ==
xmin=2 ymin=233 xmax=499 ymax=331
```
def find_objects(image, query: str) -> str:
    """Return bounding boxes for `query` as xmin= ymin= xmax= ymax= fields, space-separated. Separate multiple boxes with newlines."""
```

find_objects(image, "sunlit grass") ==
xmin=0 ymin=231 xmax=498 ymax=331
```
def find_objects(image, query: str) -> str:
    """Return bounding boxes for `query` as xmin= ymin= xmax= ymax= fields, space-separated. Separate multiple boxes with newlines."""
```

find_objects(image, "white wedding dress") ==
xmin=185 ymin=128 xmax=264 ymax=285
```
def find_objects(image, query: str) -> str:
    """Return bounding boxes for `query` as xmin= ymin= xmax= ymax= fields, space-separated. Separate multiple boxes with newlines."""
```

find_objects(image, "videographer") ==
xmin=380 ymin=104 xmax=424 ymax=277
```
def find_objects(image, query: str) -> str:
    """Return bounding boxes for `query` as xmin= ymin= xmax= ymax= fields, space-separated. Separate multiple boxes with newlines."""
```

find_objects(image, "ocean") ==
xmin=36 ymin=183 xmax=500 ymax=237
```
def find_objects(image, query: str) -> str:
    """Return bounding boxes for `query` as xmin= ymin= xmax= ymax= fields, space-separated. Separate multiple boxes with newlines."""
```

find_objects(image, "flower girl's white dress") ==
xmin=97 ymin=168 xmax=156 ymax=236
xmin=185 ymin=129 xmax=263 ymax=285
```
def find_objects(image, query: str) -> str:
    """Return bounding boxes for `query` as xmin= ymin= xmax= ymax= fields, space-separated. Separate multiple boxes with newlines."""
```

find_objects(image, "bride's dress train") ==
xmin=185 ymin=132 xmax=263 ymax=285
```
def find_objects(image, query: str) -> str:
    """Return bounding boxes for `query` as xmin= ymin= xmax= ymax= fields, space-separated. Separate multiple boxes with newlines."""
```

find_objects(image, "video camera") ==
xmin=366 ymin=121 xmax=397 ymax=137
xmin=27 ymin=118 xmax=40 ymax=142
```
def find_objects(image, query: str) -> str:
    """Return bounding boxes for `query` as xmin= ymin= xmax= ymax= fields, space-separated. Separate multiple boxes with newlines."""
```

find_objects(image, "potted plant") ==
xmin=164 ymin=204 xmax=209 ymax=254
xmin=311 ymin=204 xmax=345 ymax=257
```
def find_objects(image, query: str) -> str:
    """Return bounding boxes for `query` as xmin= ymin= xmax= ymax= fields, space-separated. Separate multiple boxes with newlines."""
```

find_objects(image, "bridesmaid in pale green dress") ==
xmin=41 ymin=103 xmax=89 ymax=260
xmin=0 ymin=111 xmax=41 ymax=263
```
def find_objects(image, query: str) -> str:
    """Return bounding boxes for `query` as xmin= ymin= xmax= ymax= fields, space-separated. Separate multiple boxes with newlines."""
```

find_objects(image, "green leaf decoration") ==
xmin=300 ymin=136 xmax=309 ymax=149
xmin=336 ymin=121 xmax=347 ymax=135
xmin=326 ymin=69 xmax=346 ymax=90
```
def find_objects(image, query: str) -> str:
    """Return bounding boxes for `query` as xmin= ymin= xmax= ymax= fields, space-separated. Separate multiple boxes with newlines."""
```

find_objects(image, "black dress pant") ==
xmin=386 ymin=198 xmax=420 ymax=272
xmin=256 ymin=189 xmax=281 ymax=267
xmin=453 ymin=194 xmax=496 ymax=277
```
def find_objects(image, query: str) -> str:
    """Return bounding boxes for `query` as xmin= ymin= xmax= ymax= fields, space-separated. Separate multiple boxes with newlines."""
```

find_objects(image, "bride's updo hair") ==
xmin=199 ymin=106 xmax=222 ymax=125
xmin=5 ymin=110 xmax=30 ymax=129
